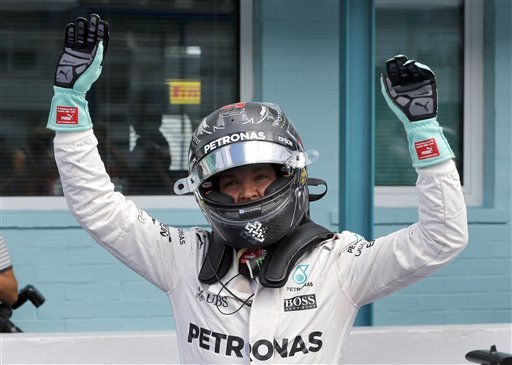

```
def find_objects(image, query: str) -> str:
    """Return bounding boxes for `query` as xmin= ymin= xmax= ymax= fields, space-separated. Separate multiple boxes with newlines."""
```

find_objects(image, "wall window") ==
xmin=0 ymin=1 xmax=240 ymax=200
xmin=375 ymin=0 xmax=483 ymax=206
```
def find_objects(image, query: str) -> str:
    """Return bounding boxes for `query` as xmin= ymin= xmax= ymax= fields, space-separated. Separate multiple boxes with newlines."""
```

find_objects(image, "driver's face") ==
xmin=218 ymin=164 xmax=277 ymax=204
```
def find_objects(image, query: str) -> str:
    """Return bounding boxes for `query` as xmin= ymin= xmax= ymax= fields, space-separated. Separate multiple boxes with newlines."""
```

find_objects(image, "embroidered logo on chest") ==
xmin=284 ymin=294 xmax=317 ymax=312
xmin=292 ymin=264 xmax=309 ymax=284
xmin=287 ymin=264 xmax=314 ymax=292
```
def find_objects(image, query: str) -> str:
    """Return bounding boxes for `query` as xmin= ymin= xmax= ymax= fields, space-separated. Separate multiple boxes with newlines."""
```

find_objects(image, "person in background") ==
xmin=46 ymin=14 xmax=468 ymax=363
xmin=0 ymin=237 xmax=19 ymax=306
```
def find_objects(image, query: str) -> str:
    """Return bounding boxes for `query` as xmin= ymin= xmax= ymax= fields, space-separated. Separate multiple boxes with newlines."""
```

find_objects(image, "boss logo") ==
xmin=284 ymin=294 xmax=317 ymax=312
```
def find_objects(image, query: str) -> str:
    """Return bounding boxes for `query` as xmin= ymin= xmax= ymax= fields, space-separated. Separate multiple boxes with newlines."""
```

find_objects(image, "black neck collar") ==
xmin=198 ymin=220 xmax=333 ymax=288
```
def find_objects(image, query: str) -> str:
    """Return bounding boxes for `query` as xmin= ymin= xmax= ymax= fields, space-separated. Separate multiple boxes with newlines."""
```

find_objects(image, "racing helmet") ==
xmin=174 ymin=102 xmax=319 ymax=249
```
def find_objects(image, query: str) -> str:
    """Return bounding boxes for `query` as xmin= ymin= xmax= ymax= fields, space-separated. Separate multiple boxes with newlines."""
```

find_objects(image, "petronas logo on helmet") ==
xmin=203 ymin=131 xmax=266 ymax=153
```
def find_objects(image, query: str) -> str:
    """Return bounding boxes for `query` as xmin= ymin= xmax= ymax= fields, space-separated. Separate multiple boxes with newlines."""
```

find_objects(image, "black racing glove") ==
xmin=47 ymin=14 xmax=109 ymax=131
xmin=380 ymin=55 xmax=455 ymax=168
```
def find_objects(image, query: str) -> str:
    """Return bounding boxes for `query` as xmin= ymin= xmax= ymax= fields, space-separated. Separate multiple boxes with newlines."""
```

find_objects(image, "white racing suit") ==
xmin=54 ymin=130 xmax=468 ymax=364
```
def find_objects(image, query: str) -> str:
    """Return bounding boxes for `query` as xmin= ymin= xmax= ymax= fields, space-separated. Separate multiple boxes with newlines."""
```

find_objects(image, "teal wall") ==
xmin=4 ymin=210 xmax=207 ymax=332
xmin=372 ymin=0 xmax=511 ymax=325
xmin=2 ymin=0 xmax=510 ymax=332
xmin=256 ymin=0 xmax=340 ymax=232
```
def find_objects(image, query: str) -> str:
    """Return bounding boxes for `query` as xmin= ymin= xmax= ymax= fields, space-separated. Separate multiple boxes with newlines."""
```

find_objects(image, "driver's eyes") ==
xmin=255 ymin=174 xmax=269 ymax=181
xmin=221 ymin=179 xmax=239 ymax=189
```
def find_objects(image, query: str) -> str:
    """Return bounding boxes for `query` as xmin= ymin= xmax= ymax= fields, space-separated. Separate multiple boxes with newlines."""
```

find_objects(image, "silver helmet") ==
xmin=174 ymin=102 xmax=319 ymax=249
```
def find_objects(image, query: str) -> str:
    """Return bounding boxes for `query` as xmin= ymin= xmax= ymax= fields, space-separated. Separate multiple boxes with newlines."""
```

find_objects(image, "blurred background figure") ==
xmin=0 ymin=236 xmax=19 ymax=306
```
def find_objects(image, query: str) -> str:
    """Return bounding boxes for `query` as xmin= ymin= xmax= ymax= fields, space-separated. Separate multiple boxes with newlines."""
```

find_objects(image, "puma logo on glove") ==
xmin=414 ymin=100 xmax=430 ymax=111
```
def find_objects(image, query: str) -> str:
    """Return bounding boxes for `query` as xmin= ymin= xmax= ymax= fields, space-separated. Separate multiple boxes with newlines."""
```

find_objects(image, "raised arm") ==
xmin=337 ymin=56 xmax=468 ymax=305
xmin=46 ymin=15 xmax=195 ymax=293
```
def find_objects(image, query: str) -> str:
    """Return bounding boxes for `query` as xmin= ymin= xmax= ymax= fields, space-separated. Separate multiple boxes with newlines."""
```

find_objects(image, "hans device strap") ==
xmin=259 ymin=221 xmax=333 ymax=287
xmin=198 ymin=234 xmax=233 ymax=285
xmin=198 ymin=221 xmax=333 ymax=288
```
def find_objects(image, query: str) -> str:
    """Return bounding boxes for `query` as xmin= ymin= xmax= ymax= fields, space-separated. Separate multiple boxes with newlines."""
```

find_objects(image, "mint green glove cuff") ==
xmin=47 ymin=86 xmax=92 ymax=132
xmin=404 ymin=117 xmax=455 ymax=168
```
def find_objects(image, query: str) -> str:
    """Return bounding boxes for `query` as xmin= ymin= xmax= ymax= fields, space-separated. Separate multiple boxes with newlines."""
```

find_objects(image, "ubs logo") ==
xmin=196 ymin=287 xmax=229 ymax=308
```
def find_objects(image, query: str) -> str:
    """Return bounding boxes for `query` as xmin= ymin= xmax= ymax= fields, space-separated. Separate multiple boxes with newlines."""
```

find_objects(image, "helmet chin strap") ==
xmin=198 ymin=219 xmax=333 ymax=288
xmin=306 ymin=178 xmax=328 ymax=202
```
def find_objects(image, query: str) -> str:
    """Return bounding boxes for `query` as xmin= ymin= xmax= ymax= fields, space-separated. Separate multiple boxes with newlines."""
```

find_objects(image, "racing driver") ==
xmin=46 ymin=14 xmax=468 ymax=364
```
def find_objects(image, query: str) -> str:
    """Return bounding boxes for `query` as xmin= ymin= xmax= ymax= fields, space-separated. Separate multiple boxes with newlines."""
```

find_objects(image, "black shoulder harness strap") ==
xmin=259 ymin=221 xmax=334 ymax=287
xmin=198 ymin=221 xmax=334 ymax=288
xmin=198 ymin=232 xmax=233 ymax=285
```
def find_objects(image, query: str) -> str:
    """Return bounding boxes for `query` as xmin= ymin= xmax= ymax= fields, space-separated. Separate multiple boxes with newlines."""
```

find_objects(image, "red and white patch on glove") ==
xmin=414 ymin=138 xmax=440 ymax=160
xmin=56 ymin=106 xmax=78 ymax=124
